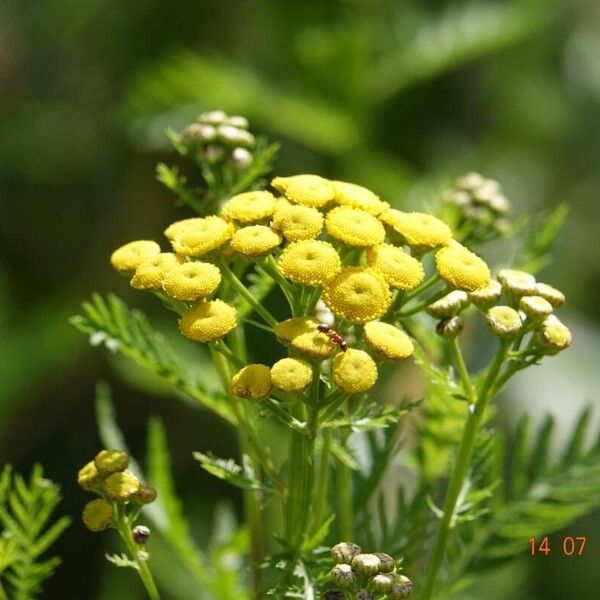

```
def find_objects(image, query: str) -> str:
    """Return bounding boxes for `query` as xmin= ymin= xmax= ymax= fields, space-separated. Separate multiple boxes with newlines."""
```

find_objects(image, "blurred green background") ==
xmin=1 ymin=0 xmax=599 ymax=598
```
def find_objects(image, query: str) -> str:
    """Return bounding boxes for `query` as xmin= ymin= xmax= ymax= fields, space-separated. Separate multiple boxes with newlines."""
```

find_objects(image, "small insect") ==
xmin=317 ymin=323 xmax=348 ymax=351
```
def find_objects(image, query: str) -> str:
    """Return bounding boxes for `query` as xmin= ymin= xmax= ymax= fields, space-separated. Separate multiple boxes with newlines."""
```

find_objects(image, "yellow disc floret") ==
xmin=231 ymin=364 xmax=272 ymax=401
xmin=381 ymin=210 xmax=452 ymax=249
xmin=163 ymin=262 xmax=222 ymax=301
xmin=323 ymin=267 xmax=391 ymax=324
xmin=221 ymin=190 xmax=276 ymax=223
xmin=82 ymin=499 xmax=114 ymax=532
xmin=111 ymin=240 xmax=161 ymax=275
xmin=363 ymin=321 xmax=414 ymax=361
xmin=169 ymin=216 xmax=233 ymax=257
xmin=94 ymin=450 xmax=129 ymax=475
xmin=104 ymin=471 xmax=140 ymax=501
xmin=274 ymin=317 xmax=337 ymax=359
xmin=77 ymin=461 xmax=100 ymax=490
xmin=179 ymin=300 xmax=237 ymax=342
xmin=278 ymin=240 xmax=341 ymax=286
xmin=326 ymin=206 xmax=386 ymax=247
xmin=271 ymin=203 xmax=324 ymax=241
xmin=271 ymin=174 xmax=334 ymax=208
xmin=539 ymin=315 xmax=572 ymax=355
xmin=332 ymin=180 xmax=389 ymax=216
xmin=230 ymin=225 xmax=282 ymax=256
xmin=367 ymin=244 xmax=425 ymax=290
xmin=332 ymin=349 xmax=378 ymax=394
xmin=130 ymin=253 xmax=182 ymax=290
xmin=435 ymin=242 xmax=491 ymax=291
xmin=270 ymin=358 xmax=313 ymax=393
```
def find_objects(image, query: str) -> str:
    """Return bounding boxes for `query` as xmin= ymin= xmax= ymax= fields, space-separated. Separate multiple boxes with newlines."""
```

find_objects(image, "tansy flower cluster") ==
xmin=327 ymin=541 xmax=413 ymax=599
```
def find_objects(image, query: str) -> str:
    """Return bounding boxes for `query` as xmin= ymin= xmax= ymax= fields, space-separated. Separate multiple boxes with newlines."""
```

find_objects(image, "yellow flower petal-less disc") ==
xmin=169 ymin=216 xmax=233 ymax=257
xmin=323 ymin=267 xmax=391 ymax=324
xmin=435 ymin=242 xmax=491 ymax=291
xmin=163 ymin=262 xmax=221 ymax=301
xmin=274 ymin=317 xmax=337 ymax=359
xmin=332 ymin=180 xmax=389 ymax=216
xmin=381 ymin=210 xmax=452 ymax=249
xmin=104 ymin=471 xmax=140 ymax=501
xmin=231 ymin=364 xmax=272 ymax=400
xmin=82 ymin=499 xmax=114 ymax=532
xmin=326 ymin=206 xmax=386 ymax=247
xmin=130 ymin=253 xmax=182 ymax=290
xmin=221 ymin=191 xmax=276 ymax=223
xmin=271 ymin=203 xmax=324 ymax=241
xmin=230 ymin=225 xmax=282 ymax=256
xmin=367 ymin=244 xmax=425 ymax=290
xmin=278 ymin=240 xmax=341 ymax=286
xmin=539 ymin=315 xmax=572 ymax=354
xmin=270 ymin=358 xmax=313 ymax=393
xmin=179 ymin=300 xmax=237 ymax=342
xmin=271 ymin=174 xmax=334 ymax=208
xmin=332 ymin=349 xmax=378 ymax=394
xmin=363 ymin=321 xmax=414 ymax=361
xmin=111 ymin=240 xmax=161 ymax=275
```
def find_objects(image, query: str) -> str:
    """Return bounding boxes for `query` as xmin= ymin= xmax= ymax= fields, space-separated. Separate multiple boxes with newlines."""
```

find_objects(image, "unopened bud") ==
xmin=468 ymin=279 xmax=502 ymax=308
xmin=445 ymin=190 xmax=471 ymax=207
xmin=204 ymin=145 xmax=226 ymax=163
xmin=535 ymin=282 xmax=565 ymax=307
xmin=389 ymin=575 xmax=413 ymax=599
xmin=355 ymin=591 xmax=373 ymax=600
xmin=133 ymin=525 xmax=151 ymax=545
xmin=427 ymin=290 xmax=468 ymax=318
xmin=231 ymin=147 xmax=253 ymax=168
xmin=538 ymin=315 xmax=571 ymax=355
xmin=493 ymin=217 xmax=511 ymax=234
xmin=519 ymin=295 xmax=553 ymax=320
xmin=352 ymin=553 xmax=381 ymax=577
xmin=77 ymin=461 xmax=100 ymax=490
xmin=456 ymin=172 xmax=485 ymax=191
xmin=463 ymin=204 xmax=491 ymax=223
xmin=374 ymin=552 xmax=395 ymax=573
xmin=436 ymin=316 xmax=463 ymax=338
xmin=82 ymin=498 xmax=114 ymax=532
xmin=485 ymin=306 xmax=522 ymax=337
xmin=198 ymin=110 xmax=227 ymax=125
xmin=371 ymin=572 xmax=395 ymax=592
xmin=94 ymin=449 xmax=129 ymax=475
xmin=216 ymin=125 xmax=255 ymax=148
xmin=323 ymin=591 xmax=344 ymax=600
xmin=330 ymin=564 xmax=355 ymax=588
xmin=132 ymin=484 xmax=158 ymax=505
xmin=225 ymin=115 xmax=249 ymax=129
xmin=498 ymin=269 xmax=536 ymax=296
xmin=183 ymin=123 xmax=216 ymax=144
xmin=472 ymin=179 xmax=500 ymax=202
xmin=331 ymin=541 xmax=362 ymax=563
xmin=487 ymin=193 xmax=511 ymax=214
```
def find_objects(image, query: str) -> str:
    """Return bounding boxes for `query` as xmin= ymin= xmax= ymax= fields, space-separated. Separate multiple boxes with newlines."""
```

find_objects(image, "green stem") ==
xmin=448 ymin=338 xmax=476 ymax=403
xmin=397 ymin=287 xmax=449 ymax=318
xmin=337 ymin=432 xmax=353 ymax=541
xmin=403 ymin=273 xmax=441 ymax=303
xmin=312 ymin=428 xmax=332 ymax=534
xmin=420 ymin=340 xmax=509 ymax=600
xmin=115 ymin=505 xmax=161 ymax=600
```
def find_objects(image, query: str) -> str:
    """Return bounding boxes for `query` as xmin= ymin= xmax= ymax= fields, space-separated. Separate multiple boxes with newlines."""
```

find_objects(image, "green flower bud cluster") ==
xmin=443 ymin=172 xmax=511 ymax=240
xmin=77 ymin=449 xmax=157 ymax=532
xmin=182 ymin=110 xmax=255 ymax=168
xmin=328 ymin=542 xmax=413 ymax=599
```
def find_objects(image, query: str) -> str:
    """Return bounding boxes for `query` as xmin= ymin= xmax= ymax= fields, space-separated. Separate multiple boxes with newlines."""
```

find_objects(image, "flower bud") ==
xmin=498 ymin=269 xmax=536 ymax=296
xmin=463 ymin=204 xmax=491 ymax=223
xmin=225 ymin=115 xmax=249 ymax=129
xmin=198 ymin=110 xmax=227 ymax=125
xmin=77 ymin=461 xmax=100 ymax=490
xmin=231 ymin=147 xmax=253 ymax=168
xmin=519 ymin=295 xmax=553 ymax=321
xmin=485 ymin=306 xmax=522 ymax=337
xmin=535 ymin=282 xmax=565 ymax=307
xmin=331 ymin=541 xmax=362 ymax=563
xmin=183 ymin=123 xmax=216 ymax=144
xmin=444 ymin=190 xmax=471 ymax=207
xmin=371 ymin=572 xmax=395 ymax=592
xmin=82 ymin=498 xmax=114 ymax=532
xmin=374 ymin=552 xmax=395 ymax=573
xmin=456 ymin=172 xmax=485 ymax=191
xmin=355 ymin=591 xmax=373 ymax=600
xmin=389 ymin=575 xmax=413 ymax=598
xmin=487 ymin=193 xmax=510 ymax=214
xmin=468 ymin=280 xmax=502 ymax=308
xmin=472 ymin=179 xmax=500 ymax=203
xmin=330 ymin=564 xmax=355 ymax=588
xmin=351 ymin=553 xmax=381 ymax=577
xmin=104 ymin=471 xmax=140 ymax=501
xmin=426 ymin=290 xmax=468 ymax=318
xmin=132 ymin=525 xmax=151 ymax=545
xmin=132 ymin=484 xmax=158 ymax=505
xmin=216 ymin=125 xmax=255 ymax=148
xmin=436 ymin=316 xmax=463 ymax=339
xmin=204 ymin=145 xmax=226 ymax=164
xmin=538 ymin=315 xmax=571 ymax=355
xmin=323 ymin=591 xmax=344 ymax=600
xmin=94 ymin=449 xmax=129 ymax=475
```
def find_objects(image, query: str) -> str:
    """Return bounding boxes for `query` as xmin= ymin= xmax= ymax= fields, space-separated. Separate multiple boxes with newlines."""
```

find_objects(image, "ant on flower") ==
xmin=317 ymin=323 xmax=348 ymax=351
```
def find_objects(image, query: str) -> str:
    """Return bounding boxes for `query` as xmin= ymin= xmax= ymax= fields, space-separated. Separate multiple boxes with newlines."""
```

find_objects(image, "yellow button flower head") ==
xmin=363 ymin=321 xmax=414 ymax=361
xmin=271 ymin=203 xmax=324 ymax=241
xmin=111 ymin=240 xmax=161 ymax=275
xmin=270 ymin=358 xmax=313 ymax=393
xmin=230 ymin=225 xmax=282 ymax=256
xmin=468 ymin=279 xmax=502 ymax=308
xmin=221 ymin=190 xmax=276 ymax=223
xmin=169 ymin=216 xmax=233 ymax=257
xmin=535 ymin=282 xmax=565 ymax=307
xmin=163 ymin=262 xmax=221 ymax=301
xmin=519 ymin=295 xmax=553 ymax=320
xmin=94 ymin=449 xmax=129 ymax=475
xmin=82 ymin=499 xmax=114 ymax=532
xmin=278 ymin=240 xmax=341 ymax=286
xmin=179 ymin=300 xmax=237 ymax=342
xmin=381 ymin=210 xmax=452 ymax=249
xmin=274 ymin=317 xmax=337 ymax=359
xmin=271 ymin=174 xmax=334 ymax=208
xmin=367 ymin=244 xmax=425 ymax=290
xmin=323 ymin=267 xmax=391 ymax=324
xmin=435 ymin=242 xmax=491 ymax=291
xmin=231 ymin=364 xmax=272 ymax=401
xmin=332 ymin=180 xmax=389 ymax=216
xmin=497 ymin=269 xmax=536 ymax=296
xmin=104 ymin=471 xmax=140 ymax=501
xmin=332 ymin=349 xmax=378 ymax=394
xmin=485 ymin=306 xmax=522 ymax=337
xmin=77 ymin=461 xmax=100 ymax=490
xmin=130 ymin=253 xmax=182 ymax=290
xmin=539 ymin=315 xmax=571 ymax=354
xmin=326 ymin=206 xmax=386 ymax=247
